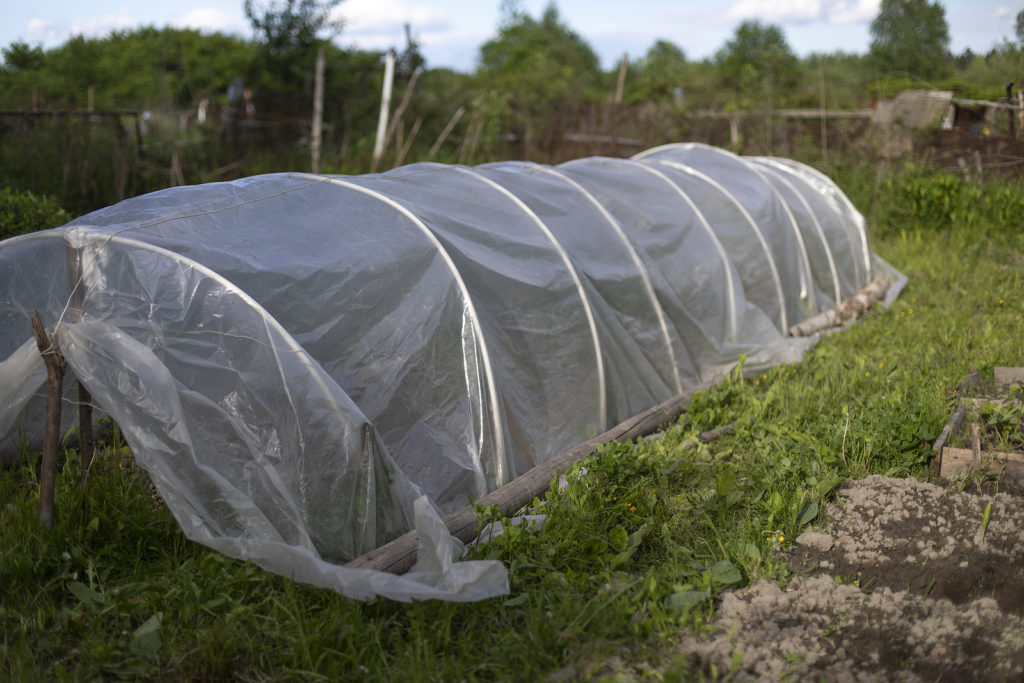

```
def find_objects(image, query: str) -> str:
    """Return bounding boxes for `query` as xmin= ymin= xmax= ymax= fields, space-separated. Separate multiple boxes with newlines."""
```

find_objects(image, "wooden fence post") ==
xmin=29 ymin=310 xmax=65 ymax=528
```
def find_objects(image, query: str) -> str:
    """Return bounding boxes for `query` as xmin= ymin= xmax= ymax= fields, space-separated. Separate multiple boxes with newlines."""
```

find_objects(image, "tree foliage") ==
xmin=243 ymin=0 xmax=345 ymax=99
xmin=0 ymin=28 xmax=257 ymax=110
xmin=628 ymin=40 xmax=688 ymax=105
xmin=869 ymin=0 xmax=950 ymax=80
xmin=477 ymin=1 xmax=601 ymax=139
xmin=715 ymin=21 xmax=799 ymax=108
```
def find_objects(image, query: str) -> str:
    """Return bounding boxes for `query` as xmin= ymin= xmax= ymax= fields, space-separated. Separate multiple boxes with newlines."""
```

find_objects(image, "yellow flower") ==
xmin=908 ymin=309 xmax=914 ymax=314
xmin=999 ymin=299 xmax=1004 ymax=305
xmin=878 ymin=362 xmax=883 ymax=369
xmin=778 ymin=535 xmax=785 ymax=543
xmin=865 ymin=371 xmax=870 ymax=377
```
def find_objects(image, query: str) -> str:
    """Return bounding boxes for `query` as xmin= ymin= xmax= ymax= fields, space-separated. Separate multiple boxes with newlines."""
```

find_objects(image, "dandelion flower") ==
xmin=778 ymin=535 xmax=785 ymax=543
xmin=900 ymin=312 xmax=906 ymax=317
xmin=865 ymin=371 xmax=870 ymax=377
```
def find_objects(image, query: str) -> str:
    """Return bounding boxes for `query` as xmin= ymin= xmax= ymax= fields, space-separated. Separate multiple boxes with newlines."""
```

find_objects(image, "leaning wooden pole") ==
xmin=347 ymin=377 xmax=722 ymax=575
xmin=29 ymin=310 xmax=65 ymax=528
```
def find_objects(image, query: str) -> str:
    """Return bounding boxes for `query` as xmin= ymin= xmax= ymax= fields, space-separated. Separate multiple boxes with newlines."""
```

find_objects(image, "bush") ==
xmin=0 ymin=187 xmax=70 ymax=241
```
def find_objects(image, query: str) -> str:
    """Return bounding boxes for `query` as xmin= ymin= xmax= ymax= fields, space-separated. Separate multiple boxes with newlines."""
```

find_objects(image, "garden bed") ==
xmin=932 ymin=368 xmax=1024 ymax=486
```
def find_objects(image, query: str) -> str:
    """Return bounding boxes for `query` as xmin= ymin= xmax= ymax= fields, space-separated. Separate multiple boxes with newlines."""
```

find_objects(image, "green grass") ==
xmin=3 ymin=164 xmax=1024 ymax=680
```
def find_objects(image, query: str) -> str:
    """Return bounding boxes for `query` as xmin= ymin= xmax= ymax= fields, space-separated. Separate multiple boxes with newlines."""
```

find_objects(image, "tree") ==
xmin=1016 ymin=9 xmax=1024 ymax=45
xmin=2 ymin=42 xmax=45 ymax=72
xmin=630 ymin=40 xmax=688 ymax=104
xmin=243 ymin=0 xmax=345 ymax=99
xmin=715 ymin=21 xmax=799 ymax=109
xmin=869 ymin=0 xmax=950 ymax=80
xmin=477 ymin=1 xmax=601 ymax=151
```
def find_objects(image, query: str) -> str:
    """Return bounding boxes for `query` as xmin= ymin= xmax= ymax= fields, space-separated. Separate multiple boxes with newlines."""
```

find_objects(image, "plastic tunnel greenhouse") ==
xmin=0 ymin=143 xmax=903 ymax=601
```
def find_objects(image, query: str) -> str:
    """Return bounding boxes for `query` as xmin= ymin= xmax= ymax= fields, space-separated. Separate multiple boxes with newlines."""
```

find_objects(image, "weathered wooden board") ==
xmin=994 ymin=367 xmax=1024 ymax=390
xmin=939 ymin=446 xmax=1024 ymax=480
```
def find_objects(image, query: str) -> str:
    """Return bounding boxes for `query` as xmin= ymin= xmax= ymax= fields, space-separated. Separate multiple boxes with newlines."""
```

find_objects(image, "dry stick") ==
xmin=66 ymin=243 xmax=95 ymax=488
xmin=78 ymin=384 xmax=95 ymax=488
xmin=427 ymin=106 xmax=464 ymax=159
xmin=29 ymin=310 xmax=65 ymax=528
xmin=456 ymin=110 xmax=480 ymax=165
xmin=347 ymin=378 xmax=722 ymax=575
xmin=789 ymin=275 xmax=890 ymax=337
xmin=381 ymin=67 xmax=422 ymax=169
xmin=394 ymin=117 xmax=422 ymax=168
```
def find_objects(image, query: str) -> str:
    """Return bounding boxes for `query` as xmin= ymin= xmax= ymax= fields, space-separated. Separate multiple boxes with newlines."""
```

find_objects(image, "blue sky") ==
xmin=1 ymin=0 xmax=1020 ymax=72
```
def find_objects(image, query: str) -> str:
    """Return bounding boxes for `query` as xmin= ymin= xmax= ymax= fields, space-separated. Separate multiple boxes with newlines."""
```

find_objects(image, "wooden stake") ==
xmin=371 ymin=51 xmax=396 ymax=173
xmin=78 ymin=383 xmax=95 ymax=488
xmin=29 ymin=310 xmax=65 ymax=528
xmin=311 ymin=47 xmax=325 ymax=174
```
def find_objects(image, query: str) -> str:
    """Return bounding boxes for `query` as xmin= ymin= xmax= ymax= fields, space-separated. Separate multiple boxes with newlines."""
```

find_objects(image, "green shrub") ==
xmin=0 ymin=187 xmax=71 ymax=241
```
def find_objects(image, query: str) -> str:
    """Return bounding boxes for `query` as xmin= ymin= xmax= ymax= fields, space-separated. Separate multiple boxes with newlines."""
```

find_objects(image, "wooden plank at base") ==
xmin=994 ymin=367 xmax=1024 ymax=390
xmin=939 ymin=446 xmax=1024 ymax=480
xmin=346 ymin=378 xmax=723 ymax=574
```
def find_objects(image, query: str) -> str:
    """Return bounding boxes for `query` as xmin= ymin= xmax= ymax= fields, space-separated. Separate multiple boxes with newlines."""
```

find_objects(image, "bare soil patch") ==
xmin=671 ymin=475 xmax=1024 ymax=681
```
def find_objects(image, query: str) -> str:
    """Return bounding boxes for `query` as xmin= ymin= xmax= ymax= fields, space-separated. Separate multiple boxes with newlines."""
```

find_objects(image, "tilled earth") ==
xmin=671 ymin=475 xmax=1024 ymax=681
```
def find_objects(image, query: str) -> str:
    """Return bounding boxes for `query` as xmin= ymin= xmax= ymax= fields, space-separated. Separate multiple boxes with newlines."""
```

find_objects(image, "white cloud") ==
xmin=727 ymin=0 xmax=821 ymax=23
xmin=725 ymin=0 xmax=878 ymax=25
xmin=342 ymin=0 xmax=452 ymax=46
xmin=995 ymin=6 xmax=1013 ymax=19
xmin=173 ymin=8 xmax=247 ymax=35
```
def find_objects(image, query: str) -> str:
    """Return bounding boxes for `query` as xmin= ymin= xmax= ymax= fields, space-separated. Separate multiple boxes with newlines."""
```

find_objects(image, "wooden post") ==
xmin=67 ymin=244 xmax=95 ymax=488
xmin=29 ymin=310 xmax=65 ymax=528
xmin=311 ymin=48 xmax=325 ymax=174
xmin=1007 ymin=83 xmax=1016 ymax=141
xmin=371 ymin=51 xmax=395 ymax=173
xmin=818 ymin=61 xmax=828 ymax=165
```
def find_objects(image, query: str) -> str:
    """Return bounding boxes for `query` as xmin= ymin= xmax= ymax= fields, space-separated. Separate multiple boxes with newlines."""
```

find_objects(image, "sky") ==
xmin=1 ymin=0 xmax=1021 ymax=72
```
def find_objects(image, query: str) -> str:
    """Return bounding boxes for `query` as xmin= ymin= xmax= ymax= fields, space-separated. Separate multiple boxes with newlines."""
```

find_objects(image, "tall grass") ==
xmin=2 ymin=163 xmax=1023 ymax=680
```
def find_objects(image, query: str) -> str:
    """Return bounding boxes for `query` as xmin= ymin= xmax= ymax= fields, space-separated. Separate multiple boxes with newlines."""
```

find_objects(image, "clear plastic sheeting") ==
xmin=0 ymin=143 xmax=901 ymax=602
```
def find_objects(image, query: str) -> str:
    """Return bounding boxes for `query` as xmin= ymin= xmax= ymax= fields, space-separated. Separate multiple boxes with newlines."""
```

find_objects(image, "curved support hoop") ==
xmin=747 ymin=159 xmax=843 ymax=305
xmin=645 ymin=159 xmax=789 ymax=333
xmin=292 ymin=173 xmax=500 ymax=494
xmin=446 ymin=165 xmax=608 ymax=429
xmin=527 ymin=163 xmax=683 ymax=395
xmin=575 ymin=158 xmax=741 ymax=343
